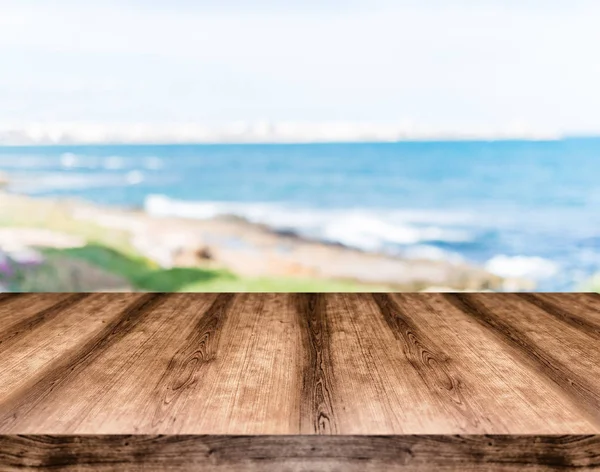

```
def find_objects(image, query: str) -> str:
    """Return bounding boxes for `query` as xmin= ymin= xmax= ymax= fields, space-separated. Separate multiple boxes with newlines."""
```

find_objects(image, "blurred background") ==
xmin=1 ymin=0 xmax=599 ymax=293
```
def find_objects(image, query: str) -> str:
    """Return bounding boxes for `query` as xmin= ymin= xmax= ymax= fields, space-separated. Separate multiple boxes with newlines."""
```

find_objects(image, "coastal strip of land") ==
xmin=0 ymin=190 xmax=533 ymax=293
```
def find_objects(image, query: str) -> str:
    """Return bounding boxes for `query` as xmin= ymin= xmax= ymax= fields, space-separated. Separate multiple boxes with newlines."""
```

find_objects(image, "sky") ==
xmin=1 ymin=0 xmax=599 ymax=134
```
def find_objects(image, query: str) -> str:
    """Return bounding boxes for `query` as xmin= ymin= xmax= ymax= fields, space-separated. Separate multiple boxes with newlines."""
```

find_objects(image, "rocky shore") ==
xmin=0 ymin=190 xmax=536 ymax=292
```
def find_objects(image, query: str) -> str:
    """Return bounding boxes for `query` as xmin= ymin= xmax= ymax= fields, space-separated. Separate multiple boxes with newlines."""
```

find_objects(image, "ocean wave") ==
xmin=0 ymin=156 xmax=57 ymax=169
xmin=102 ymin=156 xmax=163 ymax=171
xmin=103 ymin=156 xmax=125 ymax=170
xmin=144 ymin=157 xmax=164 ymax=170
xmin=144 ymin=194 xmax=476 ymax=254
xmin=485 ymin=255 xmax=559 ymax=280
xmin=126 ymin=170 xmax=144 ymax=185
xmin=0 ymin=153 xmax=105 ymax=171
xmin=9 ymin=171 xmax=146 ymax=193
xmin=59 ymin=153 xmax=107 ymax=170
xmin=319 ymin=214 xmax=471 ymax=250
xmin=60 ymin=152 xmax=78 ymax=168
xmin=59 ymin=153 xmax=137 ymax=171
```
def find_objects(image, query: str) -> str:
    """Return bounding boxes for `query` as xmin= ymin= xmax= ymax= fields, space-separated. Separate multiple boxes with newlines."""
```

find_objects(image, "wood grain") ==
xmin=294 ymin=293 xmax=337 ymax=434
xmin=445 ymin=293 xmax=600 ymax=428
xmin=0 ymin=435 xmax=599 ymax=471
xmin=0 ymin=293 xmax=85 ymax=356
xmin=1 ymin=293 xmax=600 ymax=436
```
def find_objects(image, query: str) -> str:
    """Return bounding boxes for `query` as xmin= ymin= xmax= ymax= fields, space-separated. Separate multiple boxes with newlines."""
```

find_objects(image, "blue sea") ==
xmin=1 ymin=140 xmax=599 ymax=290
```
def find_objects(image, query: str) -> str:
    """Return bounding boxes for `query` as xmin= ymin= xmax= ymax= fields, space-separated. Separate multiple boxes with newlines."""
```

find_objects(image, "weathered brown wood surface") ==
xmin=1 ymin=293 xmax=600 ymax=470
xmin=0 ymin=435 xmax=598 ymax=471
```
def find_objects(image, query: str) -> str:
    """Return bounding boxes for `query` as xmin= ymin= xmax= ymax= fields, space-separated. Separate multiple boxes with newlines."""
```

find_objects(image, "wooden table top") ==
xmin=1 ymin=292 xmax=600 ymax=471
xmin=1 ymin=292 xmax=599 ymax=435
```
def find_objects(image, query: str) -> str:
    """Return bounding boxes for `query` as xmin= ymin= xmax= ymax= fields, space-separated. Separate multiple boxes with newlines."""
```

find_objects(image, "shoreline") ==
xmin=0 ymin=190 xmax=535 ymax=292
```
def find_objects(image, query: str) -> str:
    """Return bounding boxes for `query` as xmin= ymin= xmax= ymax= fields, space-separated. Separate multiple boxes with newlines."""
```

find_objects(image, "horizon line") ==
xmin=2 ymin=136 xmax=600 ymax=147
xmin=2 ymin=121 xmax=599 ymax=146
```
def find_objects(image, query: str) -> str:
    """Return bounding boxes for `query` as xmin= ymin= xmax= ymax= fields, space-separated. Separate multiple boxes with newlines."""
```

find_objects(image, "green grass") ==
xmin=41 ymin=244 xmax=383 ymax=292
xmin=1 ymin=197 xmax=389 ymax=292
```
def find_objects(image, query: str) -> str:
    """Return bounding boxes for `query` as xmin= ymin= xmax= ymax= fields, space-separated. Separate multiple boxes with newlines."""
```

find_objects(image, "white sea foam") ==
xmin=60 ymin=152 xmax=78 ymax=168
xmin=104 ymin=156 xmax=125 ymax=170
xmin=57 ymin=153 xmax=108 ymax=170
xmin=319 ymin=214 xmax=470 ymax=250
xmin=144 ymin=194 xmax=476 ymax=253
xmin=9 ymin=171 xmax=145 ymax=193
xmin=485 ymin=255 xmax=559 ymax=280
xmin=144 ymin=157 xmax=164 ymax=170
xmin=0 ymin=156 xmax=54 ymax=169
xmin=126 ymin=170 xmax=144 ymax=185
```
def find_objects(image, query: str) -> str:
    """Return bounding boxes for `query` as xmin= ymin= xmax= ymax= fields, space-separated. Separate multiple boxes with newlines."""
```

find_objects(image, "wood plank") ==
xmin=386 ymin=293 xmax=598 ymax=433
xmin=519 ymin=293 xmax=600 ymax=335
xmin=0 ymin=435 xmax=599 ymax=471
xmin=154 ymin=293 xmax=302 ymax=434
xmin=323 ymin=293 xmax=468 ymax=434
xmin=0 ymin=294 xmax=221 ymax=433
xmin=0 ymin=293 xmax=149 ymax=405
xmin=0 ymin=293 xmax=84 ymax=355
xmin=149 ymin=293 xmax=303 ymax=434
xmin=294 ymin=293 xmax=338 ymax=434
xmin=444 ymin=293 xmax=600 ymax=429
xmin=0 ymin=293 xmax=167 ymax=432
